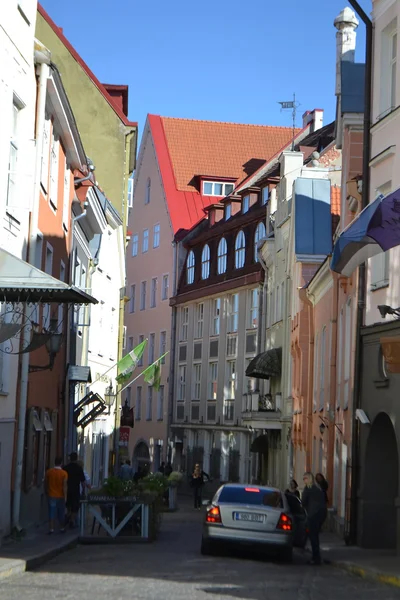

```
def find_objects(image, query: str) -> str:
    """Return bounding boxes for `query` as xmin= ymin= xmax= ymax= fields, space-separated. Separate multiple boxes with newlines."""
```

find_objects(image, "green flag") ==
xmin=116 ymin=339 xmax=147 ymax=384
xmin=144 ymin=361 xmax=162 ymax=391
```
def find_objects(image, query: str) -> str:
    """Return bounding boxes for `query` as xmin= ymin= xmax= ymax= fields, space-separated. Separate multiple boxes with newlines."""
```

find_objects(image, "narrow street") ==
xmin=1 ymin=503 xmax=400 ymax=600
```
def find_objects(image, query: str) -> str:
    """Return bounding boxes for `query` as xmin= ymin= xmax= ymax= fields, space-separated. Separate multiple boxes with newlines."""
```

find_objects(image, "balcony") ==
xmin=241 ymin=391 xmax=282 ymax=428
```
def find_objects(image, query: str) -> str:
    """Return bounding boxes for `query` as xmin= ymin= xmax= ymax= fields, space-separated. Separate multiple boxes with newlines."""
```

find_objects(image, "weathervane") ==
xmin=278 ymin=93 xmax=300 ymax=151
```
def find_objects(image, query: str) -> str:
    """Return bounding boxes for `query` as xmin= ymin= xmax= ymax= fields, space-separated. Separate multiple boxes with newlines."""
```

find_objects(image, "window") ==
xmin=235 ymin=230 xmax=246 ymax=269
xmin=149 ymin=333 xmax=155 ymax=364
xmin=146 ymin=386 xmax=153 ymax=420
xmin=212 ymin=298 xmax=221 ymax=336
xmin=145 ymin=178 xmax=151 ymax=204
xmin=127 ymin=177 xmax=134 ymax=208
xmin=319 ymin=327 xmax=326 ymax=411
xmin=153 ymin=223 xmax=160 ymax=248
xmin=157 ymin=386 xmax=164 ymax=420
xmin=195 ymin=303 xmax=204 ymax=338
xmin=254 ymin=221 xmax=266 ymax=262
xmin=276 ymin=284 xmax=282 ymax=322
xmin=138 ymin=335 xmax=144 ymax=366
xmin=135 ymin=387 xmax=142 ymax=420
xmin=140 ymin=281 xmax=146 ymax=310
xmin=226 ymin=360 xmax=236 ymax=399
xmin=161 ymin=274 xmax=169 ymax=301
xmin=225 ymin=203 xmax=231 ymax=220
xmin=248 ymin=289 xmax=259 ymax=329
xmin=180 ymin=307 xmax=189 ymax=341
xmin=226 ymin=336 xmax=237 ymax=356
xmin=130 ymin=284 xmax=136 ymax=313
xmin=203 ymin=181 xmax=234 ymax=196
xmin=223 ymin=401 xmax=235 ymax=422
xmin=201 ymin=244 xmax=210 ymax=279
xmin=178 ymin=365 xmax=186 ymax=400
xmin=128 ymin=336 xmax=134 ymax=352
xmin=313 ymin=333 xmax=319 ymax=412
xmin=63 ymin=159 xmax=70 ymax=230
xmin=58 ymin=261 xmax=66 ymax=328
xmin=187 ymin=250 xmax=195 ymax=284
xmin=132 ymin=234 xmax=139 ymax=257
xmin=208 ymin=363 xmax=218 ymax=399
xmin=49 ymin=129 xmax=59 ymax=208
xmin=126 ymin=387 xmax=132 ymax=407
xmin=150 ymin=277 xmax=157 ymax=308
xmin=193 ymin=364 xmax=201 ymax=400
xmin=142 ymin=229 xmax=149 ymax=253
xmin=242 ymin=195 xmax=250 ymax=213
xmin=228 ymin=294 xmax=239 ymax=333
xmin=370 ymin=183 xmax=391 ymax=289
xmin=40 ymin=115 xmax=51 ymax=191
xmin=160 ymin=331 xmax=167 ymax=363
xmin=7 ymin=101 xmax=20 ymax=207
xmin=217 ymin=238 xmax=227 ymax=274
xmin=391 ymin=31 xmax=397 ymax=109
xmin=43 ymin=244 xmax=53 ymax=328
xmin=344 ymin=300 xmax=352 ymax=409
xmin=262 ymin=187 xmax=270 ymax=205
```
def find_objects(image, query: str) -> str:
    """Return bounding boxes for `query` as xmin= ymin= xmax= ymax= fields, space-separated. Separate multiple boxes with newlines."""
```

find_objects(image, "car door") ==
xmin=285 ymin=493 xmax=307 ymax=548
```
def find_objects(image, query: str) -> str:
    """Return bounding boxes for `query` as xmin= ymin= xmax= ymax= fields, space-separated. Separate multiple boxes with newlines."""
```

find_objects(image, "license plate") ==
xmin=234 ymin=512 xmax=264 ymax=523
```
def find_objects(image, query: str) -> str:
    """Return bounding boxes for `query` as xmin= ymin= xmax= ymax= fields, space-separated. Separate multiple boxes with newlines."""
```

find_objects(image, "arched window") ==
xmin=217 ymin=238 xmax=227 ymax=274
xmin=187 ymin=250 xmax=195 ymax=284
xmin=254 ymin=221 xmax=266 ymax=262
xmin=145 ymin=178 xmax=151 ymax=205
xmin=201 ymin=244 xmax=210 ymax=279
xmin=235 ymin=230 xmax=246 ymax=269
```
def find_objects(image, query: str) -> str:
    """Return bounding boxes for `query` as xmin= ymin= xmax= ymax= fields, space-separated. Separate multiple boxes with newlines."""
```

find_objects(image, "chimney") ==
xmin=334 ymin=8 xmax=359 ymax=97
xmin=302 ymin=109 xmax=324 ymax=133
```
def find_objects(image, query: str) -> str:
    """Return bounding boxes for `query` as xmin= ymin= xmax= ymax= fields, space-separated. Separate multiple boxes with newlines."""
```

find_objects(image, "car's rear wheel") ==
xmin=201 ymin=537 xmax=214 ymax=555
xmin=279 ymin=546 xmax=293 ymax=563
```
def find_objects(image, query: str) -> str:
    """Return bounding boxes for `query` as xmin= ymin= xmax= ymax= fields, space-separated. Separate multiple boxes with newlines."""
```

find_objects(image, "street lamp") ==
xmin=104 ymin=384 xmax=116 ymax=415
xmin=378 ymin=305 xmax=400 ymax=319
xmin=29 ymin=319 xmax=63 ymax=373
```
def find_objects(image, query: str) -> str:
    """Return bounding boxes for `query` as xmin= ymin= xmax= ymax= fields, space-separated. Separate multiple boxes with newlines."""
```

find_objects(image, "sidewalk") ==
xmin=318 ymin=532 xmax=400 ymax=588
xmin=0 ymin=526 xmax=78 ymax=581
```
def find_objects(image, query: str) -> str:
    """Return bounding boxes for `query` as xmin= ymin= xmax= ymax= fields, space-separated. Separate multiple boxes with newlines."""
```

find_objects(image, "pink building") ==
xmin=125 ymin=115 xmax=302 ymax=471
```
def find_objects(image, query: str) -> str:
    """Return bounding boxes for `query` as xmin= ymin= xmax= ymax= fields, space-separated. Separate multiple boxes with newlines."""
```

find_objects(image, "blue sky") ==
xmin=39 ymin=0 xmax=370 ymax=138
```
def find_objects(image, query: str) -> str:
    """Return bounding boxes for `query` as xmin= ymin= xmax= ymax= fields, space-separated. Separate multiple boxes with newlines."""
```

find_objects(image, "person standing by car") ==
xmin=64 ymin=452 xmax=85 ymax=528
xmin=315 ymin=473 xmax=329 ymax=505
xmin=301 ymin=472 xmax=327 ymax=565
xmin=191 ymin=464 xmax=209 ymax=510
xmin=285 ymin=479 xmax=300 ymax=499
xmin=45 ymin=456 xmax=68 ymax=534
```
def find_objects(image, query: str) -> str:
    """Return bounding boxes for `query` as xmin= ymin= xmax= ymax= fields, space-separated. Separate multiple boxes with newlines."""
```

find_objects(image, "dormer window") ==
xmin=187 ymin=250 xmax=195 ymax=284
xmin=201 ymin=244 xmax=210 ymax=279
xmin=203 ymin=181 xmax=234 ymax=196
xmin=225 ymin=203 xmax=231 ymax=220
xmin=242 ymin=195 xmax=250 ymax=213
xmin=262 ymin=187 xmax=269 ymax=205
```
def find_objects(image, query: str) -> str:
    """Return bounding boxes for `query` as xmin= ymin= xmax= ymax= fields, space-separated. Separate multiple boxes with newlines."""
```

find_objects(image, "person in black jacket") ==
xmin=315 ymin=473 xmax=329 ymax=505
xmin=301 ymin=472 xmax=327 ymax=565
xmin=191 ymin=464 xmax=209 ymax=509
xmin=285 ymin=479 xmax=300 ymax=499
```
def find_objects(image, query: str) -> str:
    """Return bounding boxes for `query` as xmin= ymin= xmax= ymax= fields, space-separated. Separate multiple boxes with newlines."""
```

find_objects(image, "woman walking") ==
xmin=191 ymin=464 xmax=209 ymax=510
xmin=301 ymin=472 xmax=327 ymax=565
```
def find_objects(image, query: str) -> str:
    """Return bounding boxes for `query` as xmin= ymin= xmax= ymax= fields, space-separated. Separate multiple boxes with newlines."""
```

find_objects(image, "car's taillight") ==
xmin=206 ymin=506 xmax=221 ymax=523
xmin=276 ymin=513 xmax=292 ymax=531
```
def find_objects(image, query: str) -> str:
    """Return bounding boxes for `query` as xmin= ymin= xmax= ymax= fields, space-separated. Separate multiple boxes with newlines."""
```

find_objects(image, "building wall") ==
xmin=35 ymin=10 xmax=135 ymax=223
xmin=125 ymin=128 xmax=172 ymax=469
xmin=0 ymin=0 xmax=37 ymax=537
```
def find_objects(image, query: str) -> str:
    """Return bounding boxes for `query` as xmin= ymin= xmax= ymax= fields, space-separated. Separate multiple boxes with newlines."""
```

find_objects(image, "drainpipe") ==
xmin=347 ymin=0 xmax=372 ymax=546
xmin=168 ymin=240 xmax=178 ymax=464
xmin=12 ymin=58 xmax=50 ymax=532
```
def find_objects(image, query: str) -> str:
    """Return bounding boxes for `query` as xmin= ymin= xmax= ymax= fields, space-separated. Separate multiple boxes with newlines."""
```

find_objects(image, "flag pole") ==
xmin=88 ymin=338 xmax=149 ymax=389
xmin=116 ymin=352 xmax=169 ymax=396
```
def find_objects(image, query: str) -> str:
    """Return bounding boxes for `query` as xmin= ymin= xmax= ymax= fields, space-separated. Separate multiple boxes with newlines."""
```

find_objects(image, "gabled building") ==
xmin=125 ymin=115 xmax=307 ymax=471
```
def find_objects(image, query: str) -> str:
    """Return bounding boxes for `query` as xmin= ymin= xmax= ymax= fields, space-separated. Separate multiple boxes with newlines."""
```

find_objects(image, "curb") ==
xmin=0 ymin=536 xmax=78 ymax=581
xmin=330 ymin=559 xmax=400 ymax=589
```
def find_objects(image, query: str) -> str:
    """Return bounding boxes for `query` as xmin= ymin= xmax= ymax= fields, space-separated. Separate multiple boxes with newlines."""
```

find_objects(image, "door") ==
xmin=285 ymin=493 xmax=307 ymax=548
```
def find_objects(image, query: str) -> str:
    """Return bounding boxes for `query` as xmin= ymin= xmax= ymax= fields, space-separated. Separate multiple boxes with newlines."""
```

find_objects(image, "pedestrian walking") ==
xmin=301 ymin=472 xmax=327 ymax=565
xmin=191 ymin=464 xmax=209 ymax=510
xmin=285 ymin=479 xmax=300 ymax=499
xmin=315 ymin=473 xmax=329 ymax=505
xmin=45 ymin=456 xmax=68 ymax=534
xmin=158 ymin=461 xmax=166 ymax=475
xmin=119 ymin=459 xmax=134 ymax=481
xmin=77 ymin=459 xmax=91 ymax=496
xmin=165 ymin=462 xmax=173 ymax=477
xmin=63 ymin=452 xmax=85 ymax=528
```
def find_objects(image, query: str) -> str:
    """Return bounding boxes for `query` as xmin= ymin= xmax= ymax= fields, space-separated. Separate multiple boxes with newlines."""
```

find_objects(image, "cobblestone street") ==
xmin=1 ymin=504 xmax=400 ymax=600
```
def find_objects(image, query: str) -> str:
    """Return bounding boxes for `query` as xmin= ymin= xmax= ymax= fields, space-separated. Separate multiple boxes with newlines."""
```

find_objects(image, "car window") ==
xmin=218 ymin=486 xmax=283 ymax=508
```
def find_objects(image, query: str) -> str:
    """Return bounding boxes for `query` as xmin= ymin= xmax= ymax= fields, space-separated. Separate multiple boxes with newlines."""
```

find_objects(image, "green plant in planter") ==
xmin=89 ymin=476 xmax=138 ymax=499
xmin=138 ymin=472 xmax=169 ymax=497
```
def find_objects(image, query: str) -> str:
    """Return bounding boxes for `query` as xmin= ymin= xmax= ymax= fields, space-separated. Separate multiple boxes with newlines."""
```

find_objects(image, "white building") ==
xmin=0 ymin=0 xmax=37 ymax=537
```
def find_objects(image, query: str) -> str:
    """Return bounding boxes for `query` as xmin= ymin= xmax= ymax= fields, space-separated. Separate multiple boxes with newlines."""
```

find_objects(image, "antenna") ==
xmin=278 ymin=94 xmax=300 ymax=151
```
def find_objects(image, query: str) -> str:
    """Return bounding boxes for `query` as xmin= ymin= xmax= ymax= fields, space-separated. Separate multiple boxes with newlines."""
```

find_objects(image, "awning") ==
xmin=250 ymin=434 xmax=269 ymax=453
xmin=0 ymin=248 xmax=98 ymax=304
xmin=331 ymin=189 xmax=400 ymax=276
xmin=246 ymin=348 xmax=282 ymax=380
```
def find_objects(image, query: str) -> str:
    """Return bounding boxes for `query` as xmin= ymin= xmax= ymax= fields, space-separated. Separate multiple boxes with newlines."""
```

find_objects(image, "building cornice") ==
xmin=307 ymin=259 xmax=332 ymax=305
xmin=373 ymin=0 xmax=396 ymax=21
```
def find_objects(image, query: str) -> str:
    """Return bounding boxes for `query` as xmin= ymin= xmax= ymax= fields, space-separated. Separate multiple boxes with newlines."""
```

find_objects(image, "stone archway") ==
xmin=362 ymin=412 xmax=399 ymax=549
xmin=133 ymin=441 xmax=150 ymax=473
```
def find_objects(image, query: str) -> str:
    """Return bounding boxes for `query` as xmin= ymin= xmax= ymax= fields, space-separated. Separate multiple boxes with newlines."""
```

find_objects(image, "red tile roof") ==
xmin=149 ymin=114 xmax=301 ymax=234
xmin=37 ymin=5 xmax=137 ymax=128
